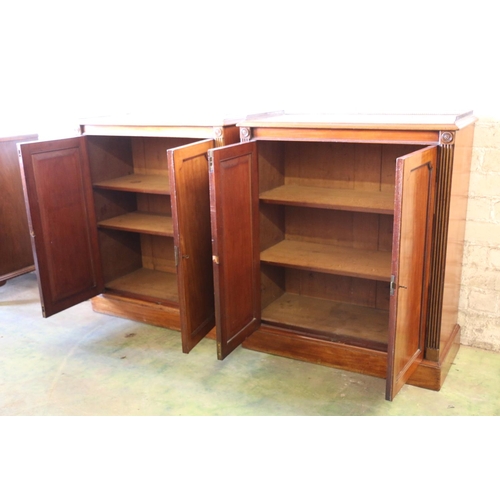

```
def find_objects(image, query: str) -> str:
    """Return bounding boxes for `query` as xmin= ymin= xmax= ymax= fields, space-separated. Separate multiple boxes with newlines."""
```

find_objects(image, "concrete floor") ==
xmin=1 ymin=272 xmax=500 ymax=416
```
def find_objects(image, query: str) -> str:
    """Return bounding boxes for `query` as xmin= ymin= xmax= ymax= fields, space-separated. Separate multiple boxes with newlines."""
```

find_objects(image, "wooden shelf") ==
xmin=261 ymin=240 xmax=391 ymax=281
xmin=260 ymin=185 xmax=394 ymax=214
xmin=262 ymin=292 xmax=389 ymax=348
xmin=93 ymin=174 xmax=170 ymax=195
xmin=105 ymin=268 xmax=178 ymax=304
xmin=98 ymin=212 xmax=173 ymax=237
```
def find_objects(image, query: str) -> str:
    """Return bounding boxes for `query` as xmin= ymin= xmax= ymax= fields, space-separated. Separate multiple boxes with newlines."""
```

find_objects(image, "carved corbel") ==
xmin=439 ymin=131 xmax=455 ymax=145
xmin=213 ymin=127 xmax=224 ymax=148
xmin=240 ymin=127 xmax=251 ymax=142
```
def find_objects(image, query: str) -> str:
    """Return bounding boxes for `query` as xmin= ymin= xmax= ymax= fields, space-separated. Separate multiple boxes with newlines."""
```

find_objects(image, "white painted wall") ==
xmin=1 ymin=0 xmax=498 ymax=135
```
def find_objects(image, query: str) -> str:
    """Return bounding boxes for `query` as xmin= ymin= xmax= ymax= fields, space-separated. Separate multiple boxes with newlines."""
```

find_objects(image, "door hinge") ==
xmin=217 ymin=342 xmax=222 ymax=359
xmin=390 ymin=275 xmax=396 ymax=296
xmin=208 ymin=154 xmax=214 ymax=173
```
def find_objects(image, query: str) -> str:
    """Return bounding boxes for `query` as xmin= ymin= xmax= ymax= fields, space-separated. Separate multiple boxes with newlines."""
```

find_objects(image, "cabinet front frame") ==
xmin=244 ymin=126 xmax=439 ymax=145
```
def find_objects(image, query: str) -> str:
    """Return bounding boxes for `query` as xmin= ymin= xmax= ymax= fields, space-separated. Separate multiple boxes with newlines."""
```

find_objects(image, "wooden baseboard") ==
xmin=242 ymin=325 xmax=387 ymax=378
xmin=243 ymin=324 xmax=462 ymax=393
xmin=89 ymin=294 xmax=462 ymax=393
xmin=407 ymin=324 xmax=461 ymax=391
xmin=0 ymin=265 xmax=35 ymax=284
xmin=91 ymin=294 xmax=181 ymax=331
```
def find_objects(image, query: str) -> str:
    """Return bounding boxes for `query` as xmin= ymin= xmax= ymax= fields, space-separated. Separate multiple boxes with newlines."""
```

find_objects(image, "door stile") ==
xmin=208 ymin=141 xmax=261 ymax=359
xmin=386 ymin=145 xmax=437 ymax=400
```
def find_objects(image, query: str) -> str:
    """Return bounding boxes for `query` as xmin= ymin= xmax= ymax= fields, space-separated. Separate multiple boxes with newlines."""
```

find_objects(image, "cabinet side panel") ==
xmin=258 ymin=141 xmax=284 ymax=193
xmin=0 ymin=136 xmax=37 ymax=279
xmin=260 ymin=204 xmax=285 ymax=251
xmin=261 ymin=263 xmax=285 ymax=310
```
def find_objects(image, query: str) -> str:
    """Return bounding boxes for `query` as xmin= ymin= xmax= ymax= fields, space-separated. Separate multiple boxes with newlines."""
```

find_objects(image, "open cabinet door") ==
xmin=208 ymin=141 xmax=261 ymax=360
xmin=18 ymin=137 xmax=104 ymax=317
xmin=386 ymin=145 xmax=437 ymax=400
xmin=168 ymin=139 xmax=216 ymax=353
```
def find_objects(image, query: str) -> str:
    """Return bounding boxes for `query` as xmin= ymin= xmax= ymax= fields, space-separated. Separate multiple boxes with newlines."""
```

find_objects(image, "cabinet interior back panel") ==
xmin=285 ymin=206 xmax=393 ymax=251
xmin=93 ymin=189 xmax=138 ymax=223
xmin=88 ymin=135 xmax=185 ymax=295
xmin=141 ymin=235 xmax=176 ymax=274
xmin=258 ymin=141 xmax=421 ymax=193
xmin=131 ymin=137 xmax=196 ymax=176
xmin=136 ymin=193 xmax=172 ymax=216
xmin=256 ymin=141 xmax=422 ymax=350
xmin=261 ymin=265 xmax=389 ymax=311
xmin=87 ymin=136 xmax=134 ymax=183
xmin=263 ymin=292 xmax=389 ymax=348
xmin=99 ymin=229 xmax=143 ymax=283
xmin=261 ymin=264 xmax=389 ymax=348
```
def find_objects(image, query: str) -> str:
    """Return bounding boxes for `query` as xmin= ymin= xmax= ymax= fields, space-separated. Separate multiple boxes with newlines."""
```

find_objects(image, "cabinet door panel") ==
xmin=168 ymin=139 xmax=216 ymax=353
xmin=386 ymin=145 xmax=437 ymax=400
xmin=209 ymin=141 xmax=261 ymax=359
xmin=18 ymin=137 xmax=104 ymax=317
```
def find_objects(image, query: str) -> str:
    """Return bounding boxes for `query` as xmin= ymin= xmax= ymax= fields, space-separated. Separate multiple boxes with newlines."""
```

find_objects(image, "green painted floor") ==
xmin=1 ymin=272 xmax=499 ymax=416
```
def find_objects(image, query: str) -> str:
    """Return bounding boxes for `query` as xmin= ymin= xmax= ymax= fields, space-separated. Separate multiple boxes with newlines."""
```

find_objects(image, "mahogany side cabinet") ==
xmin=207 ymin=112 xmax=476 ymax=400
xmin=18 ymin=116 xmax=240 ymax=353
xmin=17 ymin=112 xmax=476 ymax=401
xmin=0 ymin=133 xmax=38 ymax=286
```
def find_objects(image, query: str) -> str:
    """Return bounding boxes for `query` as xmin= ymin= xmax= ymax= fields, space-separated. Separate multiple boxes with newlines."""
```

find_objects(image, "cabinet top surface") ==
xmin=0 ymin=132 xmax=38 ymax=142
xmin=238 ymin=111 xmax=476 ymax=131
xmin=80 ymin=111 xmax=254 ymax=128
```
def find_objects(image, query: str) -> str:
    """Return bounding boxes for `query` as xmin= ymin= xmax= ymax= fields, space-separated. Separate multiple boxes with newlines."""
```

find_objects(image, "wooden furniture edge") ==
xmin=238 ymin=112 xmax=476 ymax=131
xmin=0 ymin=265 xmax=36 ymax=283
xmin=91 ymin=294 xmax=181 ymax=330
xmin=0 ymin=133 xmax=38 ymax=143
xmin=242 ymin=326 xmax=387 ymax=378
xmin=82 ymin=124 xmax=220 ymax=139
xmin=408 ymin=324 xmax=461 ymax=390
xmin=242 ymin=323 xmax=461 ymax=392
xmin=249 ymin=127 xmax=439 ymax=144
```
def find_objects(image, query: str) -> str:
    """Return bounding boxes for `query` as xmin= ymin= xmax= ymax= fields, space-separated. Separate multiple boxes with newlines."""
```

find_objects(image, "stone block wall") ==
xmin=459 ymin=116 xmax=500 ymax=351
